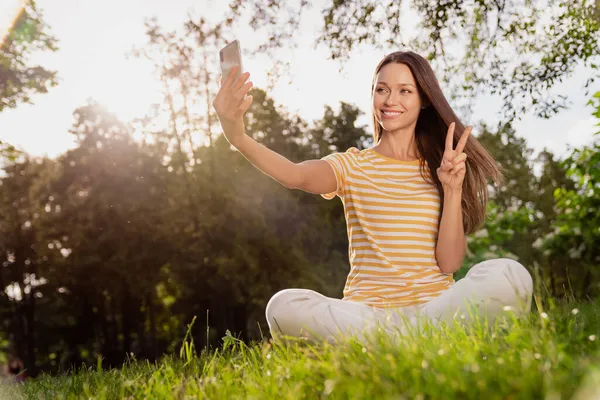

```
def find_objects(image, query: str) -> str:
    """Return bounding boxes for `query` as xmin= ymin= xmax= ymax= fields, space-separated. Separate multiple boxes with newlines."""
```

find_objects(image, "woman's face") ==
xmin=372 ymin=62 xmax=423 ymax=133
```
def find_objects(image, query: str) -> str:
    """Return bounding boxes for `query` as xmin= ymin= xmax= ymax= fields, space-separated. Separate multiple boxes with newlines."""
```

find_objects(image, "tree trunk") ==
xmin=121 ymin=280 xmax=131 ymax=357
xmin=147 ymin=291 xmax=158 ymax=360
xmin=99 ymin=297 xmax=111 ymax=365
xmin=24 ymin=284 xmax=37 ymax=376
xmin=233 ymin=304 xmax=247 ymax=342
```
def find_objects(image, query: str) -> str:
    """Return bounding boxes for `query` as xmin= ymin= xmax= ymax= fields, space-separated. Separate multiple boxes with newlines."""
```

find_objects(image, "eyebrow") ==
xmin=376 ymin=81 xmax=416 ymax=88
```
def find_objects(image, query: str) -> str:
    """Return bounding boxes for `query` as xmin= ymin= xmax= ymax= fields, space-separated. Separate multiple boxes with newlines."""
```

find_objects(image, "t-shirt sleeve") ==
xmin=319 ymin=148 xmax=357 ymax=200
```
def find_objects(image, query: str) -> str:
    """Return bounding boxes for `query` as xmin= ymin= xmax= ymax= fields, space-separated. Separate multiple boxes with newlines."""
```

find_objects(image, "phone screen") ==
xmin=220 ymin=40 xmax=243 ymax=82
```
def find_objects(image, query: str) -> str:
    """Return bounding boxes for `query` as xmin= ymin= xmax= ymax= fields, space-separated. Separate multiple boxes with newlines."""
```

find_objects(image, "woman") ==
xmin=213 ymin=51 xmax=533 ymax=344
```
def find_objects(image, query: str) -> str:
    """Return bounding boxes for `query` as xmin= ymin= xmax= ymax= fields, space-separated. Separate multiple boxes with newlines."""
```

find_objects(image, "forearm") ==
xmin=233 ymin=135 xmax=300 ymax=189
xmin=435 ymin=189 xmax=466 ymax=274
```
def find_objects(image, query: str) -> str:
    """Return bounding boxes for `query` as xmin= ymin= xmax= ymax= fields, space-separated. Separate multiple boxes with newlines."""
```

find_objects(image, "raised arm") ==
xmin=233 ymin=135 xmax=337 ymax=194
xmin=213 ymin=66 xmax=336 ymax=194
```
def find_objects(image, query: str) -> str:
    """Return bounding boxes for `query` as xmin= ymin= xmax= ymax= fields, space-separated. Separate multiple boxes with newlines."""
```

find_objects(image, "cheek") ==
xmin=372 ymin=94 xmax=383 ymax=107
xmin=372 ymin=98 xmax=383 ymax=115
xmin=400 ymin=97 xmax=420 ymax=113
xmin=402 ymin=95 xmax=419 ymax=108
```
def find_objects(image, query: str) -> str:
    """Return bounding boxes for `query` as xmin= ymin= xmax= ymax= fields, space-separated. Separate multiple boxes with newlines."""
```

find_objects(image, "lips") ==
xmin=381 ymin=109 xmax=403 ymax=119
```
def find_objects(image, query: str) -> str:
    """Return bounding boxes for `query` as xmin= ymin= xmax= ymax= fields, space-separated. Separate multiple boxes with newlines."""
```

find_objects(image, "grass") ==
xmin=2 ymin=294 xmax=600 ymax=400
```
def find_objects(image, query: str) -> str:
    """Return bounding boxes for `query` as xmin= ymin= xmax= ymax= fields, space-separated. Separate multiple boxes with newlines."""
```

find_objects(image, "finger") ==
xmin=445 ymin=122 xmax=456 ymax=151
xmin=232 ymin=71 xmax=250 ymax=93
xmin=212 ymin=87 xmax=224 ymax=110
xmin=451 ymin=153 xmax=467 ymax=166
xmin=223 ymin=66 xmax=239 ymax=88
xmin=234 ymin=95 xmax=253 ymax=118
xmin=441 ymin=158 xmax=453 ymax=171
xmin=450 ymin=162 xmax=466 ymax=174
xmin=455 ymin=125 xmax=472 ymax=154
xmin=234 ymin=81 xmax=253 ymax=101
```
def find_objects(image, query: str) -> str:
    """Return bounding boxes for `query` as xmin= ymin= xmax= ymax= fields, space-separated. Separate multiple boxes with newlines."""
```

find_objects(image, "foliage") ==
xmin=1 ymin=0 xmax=599 ymax=380
xmin=0 ymin=0 xmax=59 ymax=112
xmin=0 ymin=140 xmax=21 ymax=161
xmin=226 ymin=0 xmax=600 ymax=121
xmin=0 ymin=86 xmax=369 ymax=374
xmin=540 ymin=91 xmax=600 ymax=297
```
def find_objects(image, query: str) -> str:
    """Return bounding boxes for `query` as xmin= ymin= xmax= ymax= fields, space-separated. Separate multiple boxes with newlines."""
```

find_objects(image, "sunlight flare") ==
xmin=0 ymin=0 xmax=26 ymax=46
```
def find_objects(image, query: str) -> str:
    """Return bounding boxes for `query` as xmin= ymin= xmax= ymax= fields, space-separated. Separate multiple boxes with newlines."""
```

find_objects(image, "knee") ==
xmin=498 ymin=258 xmax=533 ymax=297
xmin=265 ymin=289 xmax=291 ymax=324
xmin=265 ymin=289 xmax=314 ymax=331
xmin=483 ymin=258 xmax=534 ymax=306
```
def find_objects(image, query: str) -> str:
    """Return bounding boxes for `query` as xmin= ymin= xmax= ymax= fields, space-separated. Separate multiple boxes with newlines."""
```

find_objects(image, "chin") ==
xmin=383 ymin=115 xmax=420 ymax=130
xmin=381 ymin=121 xmax=409 ymax=132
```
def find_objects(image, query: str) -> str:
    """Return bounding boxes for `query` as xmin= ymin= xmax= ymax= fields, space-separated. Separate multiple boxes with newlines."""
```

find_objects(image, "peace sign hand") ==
xmin=436 ymin=122 xmax=472 ymax=192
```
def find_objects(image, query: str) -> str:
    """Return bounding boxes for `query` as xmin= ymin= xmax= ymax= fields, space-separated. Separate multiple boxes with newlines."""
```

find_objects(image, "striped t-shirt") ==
xmin=321 ymin=146 xmax=454 ymax=308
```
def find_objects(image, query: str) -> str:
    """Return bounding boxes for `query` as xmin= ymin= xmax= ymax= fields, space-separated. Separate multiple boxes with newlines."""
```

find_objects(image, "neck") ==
xmin=376 ymin=126 xmax=420 ymax=160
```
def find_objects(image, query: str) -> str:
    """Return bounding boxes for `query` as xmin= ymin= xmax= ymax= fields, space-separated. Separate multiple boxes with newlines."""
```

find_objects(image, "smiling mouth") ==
xmin=381 ymin=110 xmax=403 ymax=118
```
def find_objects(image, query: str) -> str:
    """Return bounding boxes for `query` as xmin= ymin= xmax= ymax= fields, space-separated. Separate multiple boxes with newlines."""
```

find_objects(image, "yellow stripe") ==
xmin=347 ymin=191 xmax=439 ymax=203
xmin=350 ymin=269 xmax=442 ymax=281
xmin=347 ymin=199 xmax=440 ymax=212
xmin=348 ymin=223 xmax=436 ymax=235
xmin=346 ymin=206 xmax=439 ymax=220
xmin=353 ymin=244 xmax=435 ymax=252
xmin=347 ymin=179 xmax=438 ymax=194
xmin=353 ymin=260 xmax=439 ymax=267
xmin=348 ymin=216 xmax=439 ymax=229
xmin=347 ymin=171 xmax=433 ymax=187
xmin=351 ymin=236 xmax=437 ymax=245
xmin=352 ymin=252 xmax=436 ymax=261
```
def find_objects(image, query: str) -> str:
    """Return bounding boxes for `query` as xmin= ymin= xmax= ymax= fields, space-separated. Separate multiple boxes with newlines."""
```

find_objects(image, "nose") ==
xmin=384 ymin=90 xmax=401 ymax=107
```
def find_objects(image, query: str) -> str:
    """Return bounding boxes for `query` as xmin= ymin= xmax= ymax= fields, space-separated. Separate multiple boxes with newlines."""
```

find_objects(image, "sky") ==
xmin=0 ymin=0 xmax=598 ymax=161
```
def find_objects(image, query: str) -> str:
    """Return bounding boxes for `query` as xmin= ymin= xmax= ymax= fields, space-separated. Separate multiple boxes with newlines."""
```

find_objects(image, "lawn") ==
xmin=3 ymin=294 xmax=600 ymax=400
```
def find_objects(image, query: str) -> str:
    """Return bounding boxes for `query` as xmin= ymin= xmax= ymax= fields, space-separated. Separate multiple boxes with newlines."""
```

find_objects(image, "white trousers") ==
xmin=265 ymin=258 xmax=534 ymax=343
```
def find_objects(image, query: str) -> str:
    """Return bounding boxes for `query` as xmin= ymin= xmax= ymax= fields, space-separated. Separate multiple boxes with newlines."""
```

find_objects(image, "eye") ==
xmin=376 ymin=87 xmax=386 ymax=93
xmin=401 ymin=89 xmax=411 ymax=93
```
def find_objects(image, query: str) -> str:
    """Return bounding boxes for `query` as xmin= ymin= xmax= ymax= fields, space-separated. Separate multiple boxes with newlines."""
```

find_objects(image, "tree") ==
xmin=0 ymin=0 xmax=58 ymax=112
xmin=307 ymin=102 xmax=372 ymax=158
xmin=475 ymin=123 xmax=536 ymax=210
xmin=41 ymin=101 xmax=173 ymax=368
xmin=0 ymin=156 xmax=57 ymax=376
xmin=541 ymin=91 xmax=600 ymax=298
xmin=534 ymin=149 xmax=577 ymax=234
xmin=462 ymin=123 xmax=574 ymax=287
xmin=0 ymin=1 xmax=59 ymax=158
xmin=226 ymin=0 xmax=600 ymax=121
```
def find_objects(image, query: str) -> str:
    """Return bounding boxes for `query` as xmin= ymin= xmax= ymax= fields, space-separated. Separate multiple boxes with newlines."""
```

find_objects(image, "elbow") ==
xmin=287 ymin=165 xmax=304 ymax=190
xmin=436 ymin=255 xmax=463 ymax=274
xmin=438 ymin=263 xmax=460 ymax=274
xmin=436 ymin=245 xmax=466 ymax=274
xmin=285 ymin=179 xmax=301 ymax=190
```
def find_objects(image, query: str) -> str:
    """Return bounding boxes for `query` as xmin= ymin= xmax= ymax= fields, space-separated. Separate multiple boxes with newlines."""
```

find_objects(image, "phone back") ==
xmin=220 ymin=40 xmax=243 ymax=82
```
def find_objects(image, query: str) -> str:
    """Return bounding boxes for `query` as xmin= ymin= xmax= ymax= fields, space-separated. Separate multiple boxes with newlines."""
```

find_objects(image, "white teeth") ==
xmin=383 ymin=111 xmax=402 ymax=116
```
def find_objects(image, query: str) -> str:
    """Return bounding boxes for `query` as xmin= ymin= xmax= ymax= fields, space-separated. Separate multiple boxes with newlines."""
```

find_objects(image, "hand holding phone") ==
xmin=219 ymin=40 xmax=243 ymax=83
xmin=213 ymin=40 xmax=253 ymax=147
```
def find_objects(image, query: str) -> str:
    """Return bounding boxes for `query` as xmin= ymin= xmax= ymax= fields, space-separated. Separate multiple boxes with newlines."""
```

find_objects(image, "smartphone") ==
xmin=219 ymin=40 xmax=243 ymax=83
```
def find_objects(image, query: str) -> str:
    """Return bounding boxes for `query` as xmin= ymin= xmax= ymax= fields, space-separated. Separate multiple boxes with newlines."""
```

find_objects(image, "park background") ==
xmin=0 ymin=0 xmax=599 ymax=378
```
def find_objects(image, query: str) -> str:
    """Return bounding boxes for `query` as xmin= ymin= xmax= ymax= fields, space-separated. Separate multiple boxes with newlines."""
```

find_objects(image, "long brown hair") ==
xmin=371 ymin=51 xmax=503 ymax=234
